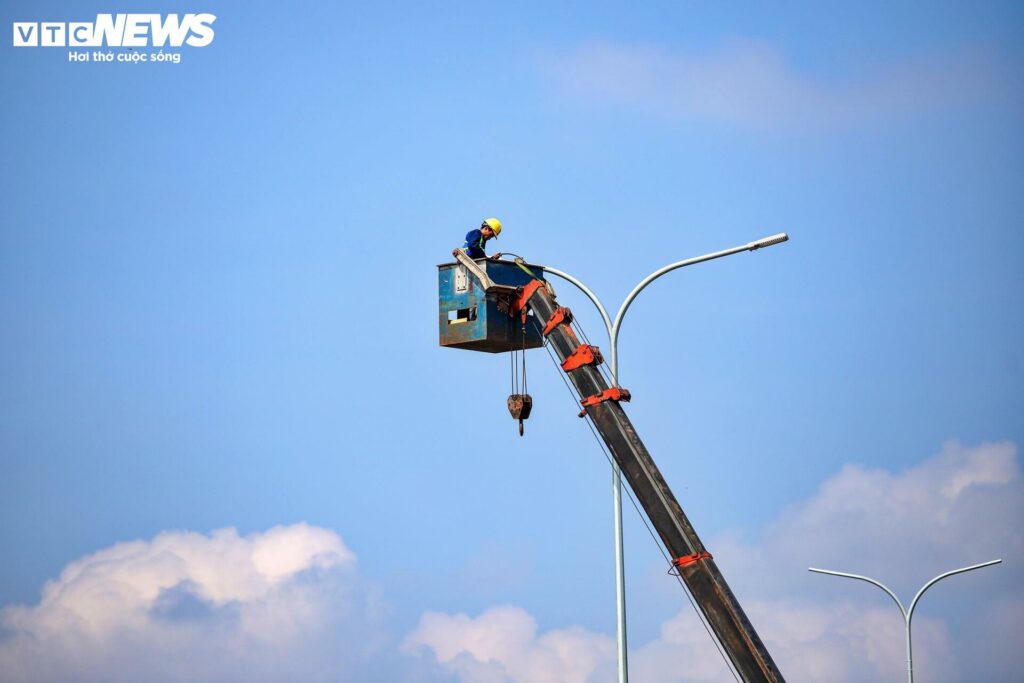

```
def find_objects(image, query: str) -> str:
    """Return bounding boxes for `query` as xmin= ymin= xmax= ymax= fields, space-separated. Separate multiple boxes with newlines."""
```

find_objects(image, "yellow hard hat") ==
xmin=483 ymin=217 xmax=502 ymax=238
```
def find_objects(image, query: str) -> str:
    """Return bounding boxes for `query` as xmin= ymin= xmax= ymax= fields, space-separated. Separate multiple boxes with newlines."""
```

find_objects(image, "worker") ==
xmin=462 ymin=218 xmax=503 ymax=260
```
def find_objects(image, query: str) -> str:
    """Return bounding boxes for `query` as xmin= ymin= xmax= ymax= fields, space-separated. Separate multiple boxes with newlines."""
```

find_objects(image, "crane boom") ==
xmin=522 ymin=280 xmax=784 ymax=683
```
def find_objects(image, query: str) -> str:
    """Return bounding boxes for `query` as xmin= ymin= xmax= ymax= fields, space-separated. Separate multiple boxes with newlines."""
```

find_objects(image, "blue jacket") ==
xmin=463 ymin=229 xmax=488 ymax=258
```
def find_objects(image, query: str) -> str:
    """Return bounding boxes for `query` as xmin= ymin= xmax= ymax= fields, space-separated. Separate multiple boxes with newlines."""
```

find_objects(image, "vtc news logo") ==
xmin=13 ymin=14 xmax=216 ymax=47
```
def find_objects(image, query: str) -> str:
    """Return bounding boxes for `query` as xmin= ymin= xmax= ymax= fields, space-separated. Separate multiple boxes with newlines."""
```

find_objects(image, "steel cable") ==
xmin=540 ymin=337 xmax=742 ymax=683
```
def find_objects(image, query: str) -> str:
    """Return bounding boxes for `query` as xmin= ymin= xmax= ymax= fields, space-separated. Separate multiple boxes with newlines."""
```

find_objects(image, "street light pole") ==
xmin=809 ymin=560 xmax=1002 ymax=683
xmin=540 ymin=232 xmax=789 ymax=683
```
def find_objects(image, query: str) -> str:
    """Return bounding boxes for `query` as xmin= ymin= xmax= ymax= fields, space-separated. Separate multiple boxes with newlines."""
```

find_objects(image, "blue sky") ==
xmin=1 ymin=2 xmax=1022 ymax=681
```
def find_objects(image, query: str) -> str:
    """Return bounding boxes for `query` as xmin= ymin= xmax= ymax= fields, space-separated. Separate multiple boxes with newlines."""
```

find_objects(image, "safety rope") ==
xmin=513 ymin=257 xmax=540 ymax=280
xmin=540 ymin=333 xmax=742 ymax=683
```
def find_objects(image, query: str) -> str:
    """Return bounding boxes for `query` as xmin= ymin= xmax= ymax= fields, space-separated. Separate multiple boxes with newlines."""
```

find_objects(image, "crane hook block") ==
xmin=577 ymin=387 xmax=631 ymax=417
xmin=561 ymin=344 xmax=603 ymax=372
xmin=507 ymin=394 xmax=533 ymax=420
xmin=542 ymin=306 xmax=573 ymax=336
xmin=508 ymin=394 xmax=533 ymax=436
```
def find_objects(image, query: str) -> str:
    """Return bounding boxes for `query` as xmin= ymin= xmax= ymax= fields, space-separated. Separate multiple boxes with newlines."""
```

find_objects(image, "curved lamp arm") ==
xmin=808 ymin=567 xmax=908 ymax=619
xmin=610 ymin=233 xmax=788 ymax=380
xmin=907 ymin=559 xmax=1002 ymax=626
xmin=539 ymin=265 xmax=614 ymax=343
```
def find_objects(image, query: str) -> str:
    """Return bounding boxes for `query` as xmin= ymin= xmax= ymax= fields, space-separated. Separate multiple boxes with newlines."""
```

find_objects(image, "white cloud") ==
xmin=715 ymin=440 xmax=1021 ymax=594
xmin=624 ymin=598 xmax=957 ymax=683
xmin=0 ymin=524 xmax=394 ymax=683
xmin=403 ymin=599 xmax=957 ymax=683
xmin=2 ymin=442 xmax=1018 ymax=682
xmin=404 ymin=605 xmax=615 ymax=683
xmin=540 ymin=39 xmax=1018 ymax=131
xmin=407 ymin=441 xmax=1022 ymax=682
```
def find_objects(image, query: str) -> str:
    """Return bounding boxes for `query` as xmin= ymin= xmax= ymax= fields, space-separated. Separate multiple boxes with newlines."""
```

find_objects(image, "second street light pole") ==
xmin=539 ymin=232 xmax=789 ymax=683
xmin=809 ymin=560 xmax=1002 ymax=683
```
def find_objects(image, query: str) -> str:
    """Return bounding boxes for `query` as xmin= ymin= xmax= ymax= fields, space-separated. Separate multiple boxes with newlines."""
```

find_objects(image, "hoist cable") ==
xmin=522 ymin=313 xmax=528 ymax=395
xmin=510 ymin=327 xmax=516 ymax=395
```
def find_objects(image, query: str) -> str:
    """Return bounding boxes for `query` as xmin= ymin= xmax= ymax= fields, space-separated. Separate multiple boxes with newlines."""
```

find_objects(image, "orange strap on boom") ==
xmin=672 ymin=551 xmax=712 ymax=569
xmin=510 ymin=280 xmax=545 ymax=317
xmin=543 ymin=306 xmax=572 ymax=336
xmin=561 ymin=344 xmax=602 ymax=372
xmin=577 ymin=387 xmax=631 ymax=416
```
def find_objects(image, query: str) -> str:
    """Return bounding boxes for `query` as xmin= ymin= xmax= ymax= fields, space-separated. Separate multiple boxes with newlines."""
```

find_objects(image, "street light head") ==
xmin=749 ymin=233 xmax=789 ymax=251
